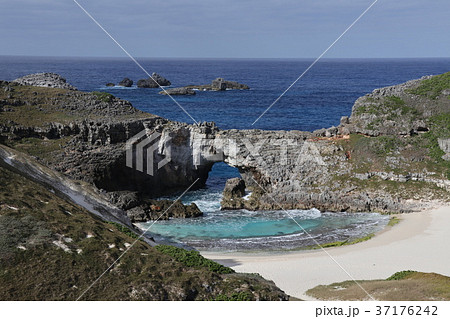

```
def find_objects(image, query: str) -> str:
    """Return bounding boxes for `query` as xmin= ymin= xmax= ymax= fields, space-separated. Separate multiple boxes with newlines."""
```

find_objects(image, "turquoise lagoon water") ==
xmin=139 ymin=163 xmax=390 ymax=252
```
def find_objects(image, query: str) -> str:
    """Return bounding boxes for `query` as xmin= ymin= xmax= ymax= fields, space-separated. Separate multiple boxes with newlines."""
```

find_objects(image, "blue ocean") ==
xmin=1 ymin=56 xmax=449 ymax=250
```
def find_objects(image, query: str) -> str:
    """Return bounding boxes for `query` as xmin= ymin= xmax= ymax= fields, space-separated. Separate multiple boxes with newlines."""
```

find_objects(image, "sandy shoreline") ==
xmin=201 ymin=204 xmax=450 ymax=300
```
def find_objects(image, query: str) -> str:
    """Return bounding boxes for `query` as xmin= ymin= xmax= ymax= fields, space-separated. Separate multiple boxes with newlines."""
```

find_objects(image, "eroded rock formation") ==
xmin=1 ymin=72 xmax=449 ymax=216
xmin=159 ymin=87 xmax=196 ymax=95
xmin=13 ymin=73 xmax=77 ymax=90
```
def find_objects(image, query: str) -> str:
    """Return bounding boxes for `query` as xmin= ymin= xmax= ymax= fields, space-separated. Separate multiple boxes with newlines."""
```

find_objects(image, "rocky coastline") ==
xmin=1 ymin=72 xmax=449 ymax=224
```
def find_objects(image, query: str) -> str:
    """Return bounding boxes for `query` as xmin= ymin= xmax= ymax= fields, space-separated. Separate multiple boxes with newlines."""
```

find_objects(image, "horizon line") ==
xmin=0 ymin=54 xmax=449 ymax=61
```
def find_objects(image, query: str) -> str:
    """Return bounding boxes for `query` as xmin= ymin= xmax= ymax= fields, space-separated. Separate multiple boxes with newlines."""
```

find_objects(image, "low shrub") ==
xmin=387 ymin=270 xmax=417 ymax=281
xmin=155 ymin=245 xmax=234 ymax=274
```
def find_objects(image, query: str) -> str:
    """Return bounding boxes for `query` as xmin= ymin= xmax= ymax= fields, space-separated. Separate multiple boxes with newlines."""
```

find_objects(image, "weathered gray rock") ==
xmin=211 ymin=78 xmax=249 ymax=90
xmin=1 ymin=73 xmax=448 ymax=216
xmin=438 ymin=138 xmax=450 ymax=160
xmin=118 ymin=78 xmax=133 ymax=87
xmin=137 ymin=73 xmax=171 ymax=88
xmin=106 ymin=83 xmax=115 ymax=87
xmin=183 ymin=78 xmax=249 ymax=91
xmin=13 ymin=73 xmax=77 ymax=90
xmin=126 ymin=200 xmax=202 ymax=222
xmin=108 ymin=191 xmax=140 ymax=210
xmin=221 ymin=178 xmax=246 ymax=209
xmin=345 ymin=74 xmax=447 ymax=137
xmin=159 ymin=87 xmax=196 ymax=95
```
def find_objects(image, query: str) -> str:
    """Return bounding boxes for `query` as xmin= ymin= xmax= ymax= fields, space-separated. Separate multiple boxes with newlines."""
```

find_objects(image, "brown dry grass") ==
xmin=307 ymin=272 xmax=450 ymax=301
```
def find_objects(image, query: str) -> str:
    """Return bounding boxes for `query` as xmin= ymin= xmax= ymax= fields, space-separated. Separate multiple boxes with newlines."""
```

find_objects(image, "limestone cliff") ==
xmin=1 ymin=72 xmax=449 ymax=217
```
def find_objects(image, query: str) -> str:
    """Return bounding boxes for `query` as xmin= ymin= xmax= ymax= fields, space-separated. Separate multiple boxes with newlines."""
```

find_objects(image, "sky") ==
xmin=0 ymin=0 xmax=449 ymax=59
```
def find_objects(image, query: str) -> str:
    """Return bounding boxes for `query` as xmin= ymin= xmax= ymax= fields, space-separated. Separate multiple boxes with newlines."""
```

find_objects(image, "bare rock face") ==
xmin=159 ymin=87 xmax=196 ymax=95
xmin=221 ymin=178 xmax=246 ymax=209
xmin=13 ymin=73 xmax=77 ymax=90
xmin=343 ymin=75 xmax=449 ymax=137
xmin=137 ymin=73 xmax=171 ymax=88
xmin=126 ymin=200 xmax=202 ymax=222
xmin=438 ymin=138 xmax=450 ymax=161
xmin=2 ymin=72 xmax=449 ymax=216
xmin=118 ymin=78 xmax=133 ymax=87
xmin=211 ymin=78 xmax=249 ymax=90
xmin=181 ymin=78 xmax=250 ymax=91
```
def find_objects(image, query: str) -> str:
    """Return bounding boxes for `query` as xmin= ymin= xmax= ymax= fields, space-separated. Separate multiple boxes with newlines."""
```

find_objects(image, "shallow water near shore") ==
xmin=139 ymin=163 xmax=390 ymax=251
xmin=140 ymin=209 xmax=389 ymax=251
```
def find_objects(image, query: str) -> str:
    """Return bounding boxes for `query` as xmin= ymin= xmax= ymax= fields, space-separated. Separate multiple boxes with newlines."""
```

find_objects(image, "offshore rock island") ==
xmin=159 ymin=78 xmax=250 ymax=95
xmin=0 ymin=71 xmax=449 ymax=300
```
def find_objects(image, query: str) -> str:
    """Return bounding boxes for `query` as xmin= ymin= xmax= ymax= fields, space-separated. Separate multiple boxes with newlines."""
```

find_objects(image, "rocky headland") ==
xmin=1 ymin=72 xmax=449 ymax=220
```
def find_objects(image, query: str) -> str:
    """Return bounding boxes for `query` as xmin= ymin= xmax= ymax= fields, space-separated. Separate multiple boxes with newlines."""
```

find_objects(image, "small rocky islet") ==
xmin=104 ymin=72 xmax=250 ymax=95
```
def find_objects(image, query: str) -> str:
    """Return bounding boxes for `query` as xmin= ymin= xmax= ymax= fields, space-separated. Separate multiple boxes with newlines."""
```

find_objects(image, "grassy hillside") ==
xmin=307 ymin=271 xmax=450 ymax=301
xmin=0 ymin=162 xmax=287 ymax=301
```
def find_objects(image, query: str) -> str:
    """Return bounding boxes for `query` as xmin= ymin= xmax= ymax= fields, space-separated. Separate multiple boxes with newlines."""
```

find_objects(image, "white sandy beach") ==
xmin=201 ymin=205 xmax=450 ymax=300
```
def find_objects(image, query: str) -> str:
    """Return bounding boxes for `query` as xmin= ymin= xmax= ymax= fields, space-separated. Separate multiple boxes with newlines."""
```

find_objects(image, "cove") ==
xmin=139 ymin=163 xmax=390 ymax=252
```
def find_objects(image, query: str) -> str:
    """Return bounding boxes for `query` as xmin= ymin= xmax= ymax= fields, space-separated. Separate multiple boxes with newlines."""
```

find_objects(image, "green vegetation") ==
xmin=92 ymin=91 xmax=114 ymax=103
xmin=407 ymin=72 xmax=450 ymax=99
xmin=107 ymin=222 xmax=140 ymax=240
xmin=387 ymin=270 xmax=417 ymax=281
xmin=0 ymin=83 xmax=151 ymax=129
xmin=0 ymin=215 xmax=52 ymax=261
xmin=334 ymin=127 xmax=449 ymax=201
xmin=420 ymin=113 xmax=450 ymax=179
xmin=155 ymin=245 xmax=234 ymax=274
xmin=0 ymin=164 xmax=285 ymax=300
xmin=214 ymin=292 xmax=253 ymax=301
xmin=387 ymin=216 xmax=400 ymax=227
xmin=354 ymin=104 xmax=380 ymax=116
xmin=306 ymin=234 xmax=375 ymax=250
xmin=4 ymin=137 xmax=72 ymax=161
xmin=354 ymin=96 xmax=419 ymax=121
xmin=307 ymin=271 xmax=450 ymax=301
xmin=370 ymin=135 xmax=402 ymax=156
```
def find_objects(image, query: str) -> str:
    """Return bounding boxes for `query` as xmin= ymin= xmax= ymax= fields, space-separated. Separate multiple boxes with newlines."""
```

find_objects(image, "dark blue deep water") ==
xmin=1 ymin=56 xmax=449 ymax=131
xmin=1 ymin=56 xmax=448 ymax=251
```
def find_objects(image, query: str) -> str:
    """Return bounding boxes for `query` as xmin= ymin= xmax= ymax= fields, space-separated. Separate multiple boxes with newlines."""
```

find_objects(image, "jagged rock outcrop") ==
xmin=171 ymin=78 xmax=250 ymax=92
xmin=211 ymin=78 xmax=249 ymax=90
xmin=438 ymin=138 xmax=450 ymax=160
xmin=118 ymin=78 xmax=133 ymax=87
xmin=159 ymin=87 xmax=196 ymax=95
xmin=340 ymin=75 xmax=446 ymax=137
xmin=108 ymin=191 xmax=202 ymax=221
xmin=137 ymin=73 xmax=171 ymax=88
xmin=13 ymin=73 xmax=77 ymax=90
xmin=221 ymin=178 xmax=246 ymax=209
xmin=126 ymin=200 xmax=202 ymax=222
